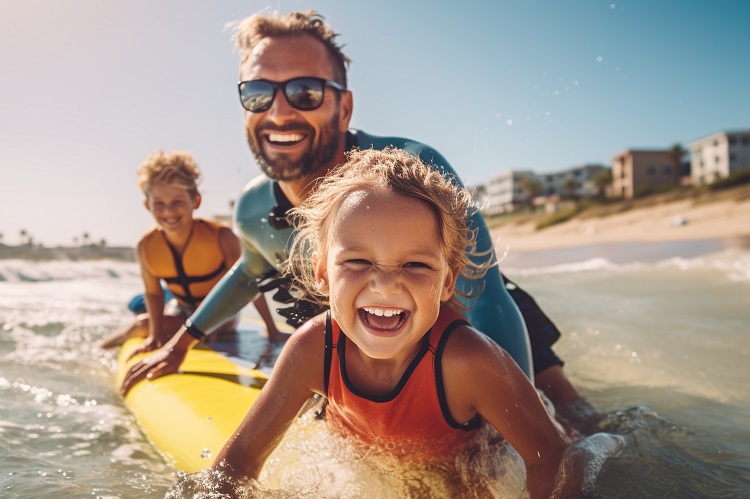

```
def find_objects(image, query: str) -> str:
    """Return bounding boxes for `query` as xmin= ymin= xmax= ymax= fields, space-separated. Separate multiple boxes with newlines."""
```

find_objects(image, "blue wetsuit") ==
xmin=187 ymin=129 xmax=564 ymax=378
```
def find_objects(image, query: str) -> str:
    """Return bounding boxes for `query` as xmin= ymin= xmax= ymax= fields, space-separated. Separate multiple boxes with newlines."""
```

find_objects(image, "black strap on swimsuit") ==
xmin=160 ymin=231 xmax=226 ymax=309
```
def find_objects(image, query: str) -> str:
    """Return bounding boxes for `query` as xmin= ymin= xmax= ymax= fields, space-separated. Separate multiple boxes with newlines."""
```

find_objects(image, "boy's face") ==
xmin=315 ymin=189 xmax=457 ymax=365
xmin=144 ymin=182 xmax=200 ymax=235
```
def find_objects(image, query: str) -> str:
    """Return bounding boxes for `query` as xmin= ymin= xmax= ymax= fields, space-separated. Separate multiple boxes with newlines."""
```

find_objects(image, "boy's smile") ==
xmin=317 ymin=189 xmax=457 ymax=366
xmin=145 ymin=182 xmax=199 ymax=237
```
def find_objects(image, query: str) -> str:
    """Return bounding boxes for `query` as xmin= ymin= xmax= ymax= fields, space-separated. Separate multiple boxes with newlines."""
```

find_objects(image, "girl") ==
xmin=211 ymin=148 xmax=579 ymax=498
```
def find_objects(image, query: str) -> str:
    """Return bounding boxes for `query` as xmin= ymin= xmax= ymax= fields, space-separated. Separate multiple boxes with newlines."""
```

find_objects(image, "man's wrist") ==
xmin=184 ymin=319 xmax=206 ymax=340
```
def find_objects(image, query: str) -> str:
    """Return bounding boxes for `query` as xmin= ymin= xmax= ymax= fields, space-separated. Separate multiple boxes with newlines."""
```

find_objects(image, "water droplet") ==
xmin=596 ymin=56 xmax=604 ymax=63
xmin=506 ymin=119 xmax=513 ymax=126
xmin=201 ymin=448 xmax=212 ymax=459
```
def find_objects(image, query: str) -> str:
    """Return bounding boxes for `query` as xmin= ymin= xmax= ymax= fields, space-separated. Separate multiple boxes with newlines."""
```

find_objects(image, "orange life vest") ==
xmin=324 ymin=306 xmax=481 ymax=461
xmin=139 ymin=219 xmax=227 ymax=309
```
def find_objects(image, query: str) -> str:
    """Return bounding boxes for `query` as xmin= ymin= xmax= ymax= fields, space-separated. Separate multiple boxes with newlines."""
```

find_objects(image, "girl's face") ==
xmin=144 ymin=182 xmax=200 ymax=236
xmin=315 ymin=189 xmax=458 ymax=365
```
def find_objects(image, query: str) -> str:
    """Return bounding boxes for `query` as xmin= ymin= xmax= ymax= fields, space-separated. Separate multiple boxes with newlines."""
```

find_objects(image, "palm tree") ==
xmin=667 ymin=143 xmax=686 ymax=182
xmin=19 ymin=229 xmax=29 ymax=245
xmin=517 ymin=175 xmax=542 ymax=209
xmin=562 ymin=176 xmax=579 ymax=200
xmin=82 ymin=232 xmax=90 ymax=246
xmin=593 ymin=169 xmax=613 ymax=199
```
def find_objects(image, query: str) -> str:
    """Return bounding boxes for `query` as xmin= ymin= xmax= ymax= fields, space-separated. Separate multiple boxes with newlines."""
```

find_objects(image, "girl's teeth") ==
xmin=363 ymin=308 xmax=403 ymax=317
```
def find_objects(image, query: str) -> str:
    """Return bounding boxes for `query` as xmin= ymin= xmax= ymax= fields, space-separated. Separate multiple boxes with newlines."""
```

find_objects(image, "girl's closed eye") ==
xmin=402 ymin=261 xmax=435 ymax=275
xmin=341 ymin=259 xmax=373 ymax=271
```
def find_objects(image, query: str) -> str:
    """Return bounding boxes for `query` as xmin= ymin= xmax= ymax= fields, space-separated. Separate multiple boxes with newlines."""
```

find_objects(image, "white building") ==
xmin=688 ymin=130 xmax=750 ymax=185
xmin=483 ymin=170 xmax=535 ymax=215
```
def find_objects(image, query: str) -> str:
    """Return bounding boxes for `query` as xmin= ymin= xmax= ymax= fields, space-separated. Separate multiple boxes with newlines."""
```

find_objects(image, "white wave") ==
xmin=504 ymin=247 xmax=750 ymax=281
xmin=0 ymin=259 xmax=139 ymax=283
xmin=503 ymin=257 xmax=622 ymax=276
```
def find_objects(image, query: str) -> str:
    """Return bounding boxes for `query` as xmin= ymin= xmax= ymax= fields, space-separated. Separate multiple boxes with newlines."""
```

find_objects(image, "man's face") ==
xmin=240 ymin=35 xmax=352 ymax=182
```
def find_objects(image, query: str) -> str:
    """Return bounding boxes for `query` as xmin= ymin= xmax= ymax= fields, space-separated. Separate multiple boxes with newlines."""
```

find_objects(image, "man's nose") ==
xmin=264 ymin=90 xmax=297 ymax=121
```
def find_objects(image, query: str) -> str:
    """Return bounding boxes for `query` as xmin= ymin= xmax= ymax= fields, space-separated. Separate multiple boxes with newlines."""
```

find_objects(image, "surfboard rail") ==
xmin=117 ymin=338 xmax=268 ymax=473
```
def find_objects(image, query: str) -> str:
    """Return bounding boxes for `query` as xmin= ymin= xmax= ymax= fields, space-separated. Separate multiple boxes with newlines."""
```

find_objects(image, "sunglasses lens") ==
xmin=284 ymin=78 xmax=325 ymax=110
xmin=240 ymin=80 xmax=275 ymax=112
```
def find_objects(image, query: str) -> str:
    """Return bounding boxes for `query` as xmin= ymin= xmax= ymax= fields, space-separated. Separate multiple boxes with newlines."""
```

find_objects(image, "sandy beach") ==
xmin=489 ymin=185 xmax=750 ymax=255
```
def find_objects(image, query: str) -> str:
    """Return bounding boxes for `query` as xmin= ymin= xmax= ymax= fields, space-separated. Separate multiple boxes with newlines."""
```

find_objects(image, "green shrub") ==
xmin=708 ymin=167 xmax=750 ymax=191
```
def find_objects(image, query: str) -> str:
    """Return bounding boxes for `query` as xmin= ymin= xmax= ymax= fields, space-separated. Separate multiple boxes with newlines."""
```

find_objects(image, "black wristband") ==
xmin=184 ymin=319 xmax=205 ymax=340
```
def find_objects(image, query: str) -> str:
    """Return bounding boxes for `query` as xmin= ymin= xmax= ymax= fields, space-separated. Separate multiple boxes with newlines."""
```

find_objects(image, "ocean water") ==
xmin=1 ymin=239 xmax=749 ymax=498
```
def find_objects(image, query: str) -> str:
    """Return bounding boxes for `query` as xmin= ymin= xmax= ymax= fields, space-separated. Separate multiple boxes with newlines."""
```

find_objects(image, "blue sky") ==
xmin=1 ymin=0 xmax=749 ymax=247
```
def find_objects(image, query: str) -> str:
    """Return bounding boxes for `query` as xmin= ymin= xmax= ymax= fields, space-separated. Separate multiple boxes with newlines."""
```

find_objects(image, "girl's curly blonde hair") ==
xmin=286 ymin=147 xmax=491 ymax=312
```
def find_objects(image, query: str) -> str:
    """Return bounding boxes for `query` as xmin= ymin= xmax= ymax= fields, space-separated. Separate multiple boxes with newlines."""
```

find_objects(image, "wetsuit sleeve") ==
xmin=457 ymin=194 xmax=534 ymax=379
xmin=186 ymin=178 xmax=279 ymax=336
xmin=186 ymin=246 xmax=265 ymax=335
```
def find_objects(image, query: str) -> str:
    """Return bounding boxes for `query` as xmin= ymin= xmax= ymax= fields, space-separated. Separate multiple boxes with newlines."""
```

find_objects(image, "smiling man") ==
xmin=121 ymin=10 xmax=597 ymax=434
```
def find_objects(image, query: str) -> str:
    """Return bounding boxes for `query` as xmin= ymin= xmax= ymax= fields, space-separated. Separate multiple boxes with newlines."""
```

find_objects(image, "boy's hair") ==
xmin=233 ymin=10 xmax=351 ymax=88
xmin=287 ymin=147 xmax=490 ymax=312
xmin=136 ymin=149 xmax=201 ymax=199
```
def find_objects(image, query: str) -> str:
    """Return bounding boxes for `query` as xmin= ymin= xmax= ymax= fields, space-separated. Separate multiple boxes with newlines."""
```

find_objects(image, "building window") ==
xmin=742 ymin=136 xmax=750 ymax=145
xmin=647 ymin=165 xmax=656 ymax=175
xmin=730 ymin=153 xmax=736 ymax=164
xmin=663 ymin=165 xmax=672 ymax=175
xmin=729 ymin=137 xmax=737 ymax=146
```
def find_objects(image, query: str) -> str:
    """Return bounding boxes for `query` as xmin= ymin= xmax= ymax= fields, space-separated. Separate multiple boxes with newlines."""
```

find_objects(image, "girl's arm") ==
xmin=210 ymin=313 xmax=327 ymax=485
xmin=442 ymin=326 xmax=577 ymax=499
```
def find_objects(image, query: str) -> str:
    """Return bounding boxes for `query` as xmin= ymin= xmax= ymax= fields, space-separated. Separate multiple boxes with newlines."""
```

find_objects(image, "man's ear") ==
xmin=338 ymin=90 xmax=354 ymax=133
xmin=439 ymin=266 xmax=460 ymax=303
xmin=312 ymin=251 xmax=329 ymax=294
xmin=143 ymin=199 xmax=151 ymax=211
xmin=193 ymin=193 xmax=202 ymax=209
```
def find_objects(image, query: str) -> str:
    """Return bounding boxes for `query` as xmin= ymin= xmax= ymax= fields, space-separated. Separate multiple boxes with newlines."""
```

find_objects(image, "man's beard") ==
xmin=247 ymin=113 xmax=341 ymax=182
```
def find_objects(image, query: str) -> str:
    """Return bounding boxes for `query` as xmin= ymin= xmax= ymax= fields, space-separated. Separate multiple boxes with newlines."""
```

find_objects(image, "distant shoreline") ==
xmin=488 ymin=184 xmax=750 ymax=255
xmin=0 ymin=244 xmax=135 ymax=262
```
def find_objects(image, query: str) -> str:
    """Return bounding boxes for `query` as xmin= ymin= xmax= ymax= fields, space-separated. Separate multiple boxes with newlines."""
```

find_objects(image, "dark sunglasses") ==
xmin=238 ymin=77 xmax=346 ymax=113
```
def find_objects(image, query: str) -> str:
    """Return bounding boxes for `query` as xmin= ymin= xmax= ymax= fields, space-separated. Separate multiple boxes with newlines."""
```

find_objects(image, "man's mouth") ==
xmin=266 ymin=133 xmax=305 ymax=146
xmin=359 ymin=307 xmax=408 ymax=331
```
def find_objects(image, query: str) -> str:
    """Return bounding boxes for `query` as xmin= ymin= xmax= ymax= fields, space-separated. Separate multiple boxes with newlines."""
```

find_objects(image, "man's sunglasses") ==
xmin=238 ymin=77 xmax=346 ymax=113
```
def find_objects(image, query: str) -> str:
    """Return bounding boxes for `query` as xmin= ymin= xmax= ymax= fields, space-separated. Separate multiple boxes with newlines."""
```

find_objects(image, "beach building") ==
xmin=536 ymin=164 xmax=609 ymax=199
xmin=611 ymin=149 xmax=681 ymax=199
xmin=480 ymin=164 xmax=608 ymax=215
xmin=483 ymin=170 xmax=536 ymax=215
xmin=688 ymin=129 xmax=750 ymax=185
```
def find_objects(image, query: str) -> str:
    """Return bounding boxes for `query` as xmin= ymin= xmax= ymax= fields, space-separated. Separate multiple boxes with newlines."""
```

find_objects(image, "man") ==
xmin=121 ymin=11 xmax=597 ymax=433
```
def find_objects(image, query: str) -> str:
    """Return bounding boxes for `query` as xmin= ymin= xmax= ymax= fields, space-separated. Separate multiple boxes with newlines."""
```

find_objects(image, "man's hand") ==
xmin=120 ymin=327 xmax=196 ymax=396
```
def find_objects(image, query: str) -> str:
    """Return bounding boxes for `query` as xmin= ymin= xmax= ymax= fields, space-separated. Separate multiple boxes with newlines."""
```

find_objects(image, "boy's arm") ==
xmin=443 ymin=327 xmax=576 ymax=499
xmin=137 ymin=241 xmax=169 ymax=346
xmin=210 ymin=314 xmax=326 ymax=487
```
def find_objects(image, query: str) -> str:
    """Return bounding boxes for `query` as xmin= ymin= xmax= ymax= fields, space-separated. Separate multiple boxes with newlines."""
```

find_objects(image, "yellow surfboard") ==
xmin=117 ymin=338 xmax=269 ymax=473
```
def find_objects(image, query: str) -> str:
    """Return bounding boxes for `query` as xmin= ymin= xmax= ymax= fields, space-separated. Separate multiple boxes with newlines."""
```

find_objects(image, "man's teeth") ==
xmin=363 ymin=307 xmax=404 ymax=317
xmin=268 ymin=133 xmax=303 ymax=143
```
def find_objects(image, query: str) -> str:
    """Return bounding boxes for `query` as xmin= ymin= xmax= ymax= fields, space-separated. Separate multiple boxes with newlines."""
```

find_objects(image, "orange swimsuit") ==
xmin=139 ymin=219 xmax=227 ymax=310
xmin=324 ymin=306 xmax=481 ymax=460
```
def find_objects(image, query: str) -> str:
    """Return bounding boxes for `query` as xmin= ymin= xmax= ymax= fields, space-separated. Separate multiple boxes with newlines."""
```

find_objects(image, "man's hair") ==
xmin=136 ymin=149 xmax=201 ymax=199
xmin=234 ymin=10 xmax=351 ymax=87
xmin=286 ymin=147 xmax=490 ymax=312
